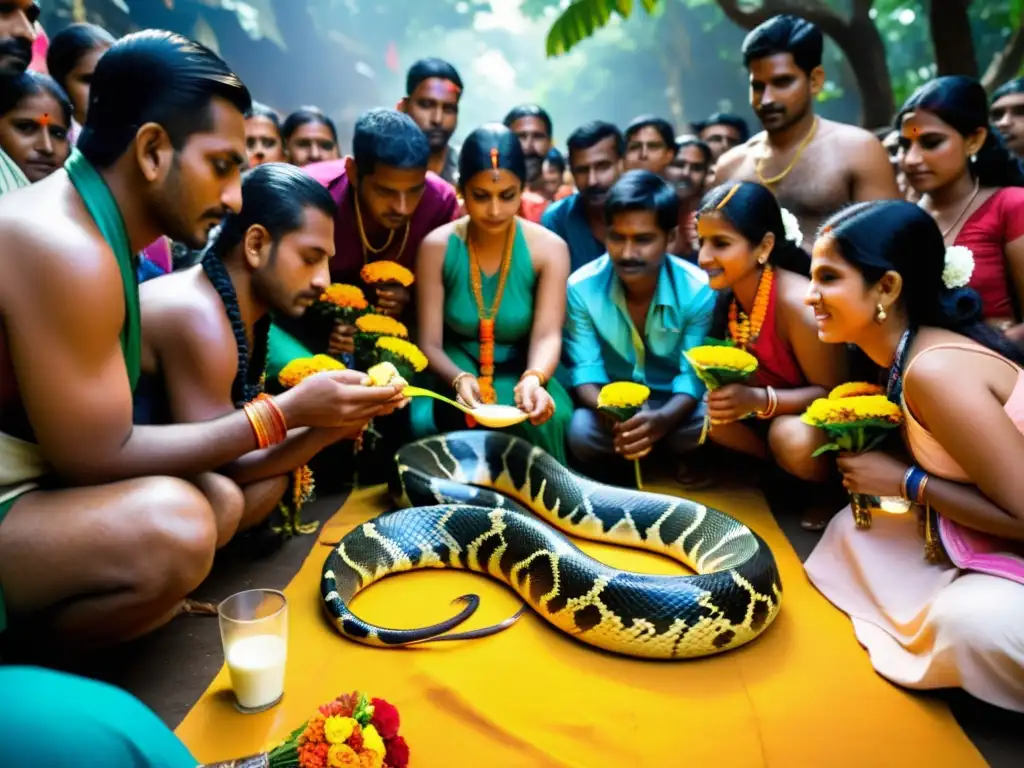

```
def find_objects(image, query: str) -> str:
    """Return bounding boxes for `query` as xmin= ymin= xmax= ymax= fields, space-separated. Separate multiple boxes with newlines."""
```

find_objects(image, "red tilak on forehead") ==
xmin=36 ymin=113 xmax=51 ymax=127
xmin=445 ymin=81 xmax=462 ymax=97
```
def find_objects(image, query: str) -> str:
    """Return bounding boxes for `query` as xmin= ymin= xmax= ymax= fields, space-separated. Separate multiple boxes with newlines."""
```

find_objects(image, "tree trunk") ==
xmin=714 ymin=0 xmax=895 ymax=127
xmin=928 ymin=0 xmax=979 ymax=77
xmin=982 ymin=25 xmax=1024 ymax=93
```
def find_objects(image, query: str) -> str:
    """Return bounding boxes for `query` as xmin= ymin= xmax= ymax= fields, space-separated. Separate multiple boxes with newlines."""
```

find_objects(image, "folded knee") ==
xmin=933 ymin=579 xmax=1024 ymax=654
xmin=769 ymin=417 xmax=832 ymax=481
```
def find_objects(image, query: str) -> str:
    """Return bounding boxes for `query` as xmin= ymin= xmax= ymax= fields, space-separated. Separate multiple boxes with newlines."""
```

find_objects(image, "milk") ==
xmin=225 ymin=634 xmax=287 ymax=711
xmin=470 ymin=404 xmax=529 ymax=428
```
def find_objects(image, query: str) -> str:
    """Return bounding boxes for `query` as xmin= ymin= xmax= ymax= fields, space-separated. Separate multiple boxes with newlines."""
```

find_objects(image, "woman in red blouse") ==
xmin=898 ymin=76 xmax=1024 ymax=339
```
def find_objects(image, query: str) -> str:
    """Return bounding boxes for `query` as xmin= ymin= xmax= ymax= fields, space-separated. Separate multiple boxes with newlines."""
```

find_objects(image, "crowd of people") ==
xmin=0 ymin=1 xmax=1023 ymax=749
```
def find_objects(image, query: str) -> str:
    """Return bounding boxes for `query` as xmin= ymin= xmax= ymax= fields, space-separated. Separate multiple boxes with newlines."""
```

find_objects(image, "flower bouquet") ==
xmin=801 ymin=391 xmax=904 ymax=529
xmin=372 ymin=337 xmax=429 ymax=381
xmin=361 ymin=261 xmax=415 ymax=291
xmin=597 ymin=381 xmax=651 ymax=489
xmin=353 ymin=314 xmax=409 ymax=370
xmin=313 ymin=284 xmax=370 ymax=365
xmin=200 ymin=691 xmax=409 ymax=768
xmin=682 ymin=344 xmax=759 ymax=444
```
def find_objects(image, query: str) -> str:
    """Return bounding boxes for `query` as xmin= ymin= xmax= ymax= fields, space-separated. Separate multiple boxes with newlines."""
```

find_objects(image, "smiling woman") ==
xmin=0 ymin=69 xmax=72 ymax=183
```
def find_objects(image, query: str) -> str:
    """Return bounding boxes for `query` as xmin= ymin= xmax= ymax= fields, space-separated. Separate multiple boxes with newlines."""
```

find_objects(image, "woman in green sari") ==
xmin=411 ymin=124 xmax=572 ymax=463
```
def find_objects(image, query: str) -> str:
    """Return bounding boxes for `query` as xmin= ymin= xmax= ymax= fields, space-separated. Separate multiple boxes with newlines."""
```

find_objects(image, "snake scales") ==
xmin=321 ymin=431 xmax=782 ymax=659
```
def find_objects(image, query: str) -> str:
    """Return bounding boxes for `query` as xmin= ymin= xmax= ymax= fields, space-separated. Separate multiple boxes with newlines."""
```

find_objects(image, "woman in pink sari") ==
xmin=804 ymin=199 xmax=1024 ymax=713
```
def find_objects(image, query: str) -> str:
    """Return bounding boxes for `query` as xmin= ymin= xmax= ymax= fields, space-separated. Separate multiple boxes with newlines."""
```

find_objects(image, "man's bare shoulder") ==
xmin=714 ymin=135 xmax=764 ymax=180
xmin=820 ymin=118 xmax=883 ymax=149
xmin=141 ymin=266 xmax=227 ymax=341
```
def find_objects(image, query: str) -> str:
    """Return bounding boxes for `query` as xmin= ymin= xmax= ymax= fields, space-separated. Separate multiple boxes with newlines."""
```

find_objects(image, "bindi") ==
xmin=35 ymin=113 xmax=51 ymax=128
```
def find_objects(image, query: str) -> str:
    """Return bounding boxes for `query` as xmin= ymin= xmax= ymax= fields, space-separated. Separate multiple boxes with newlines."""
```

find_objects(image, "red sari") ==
xmin=954 ymin=187 xmax=1024 ymax=323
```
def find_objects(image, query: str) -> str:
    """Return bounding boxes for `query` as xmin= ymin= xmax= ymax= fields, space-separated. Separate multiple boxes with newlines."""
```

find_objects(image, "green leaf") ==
xmin=545 ymin=0 xmax=662 ymax=56
xmin=598 ymin=404 xmax=641 ymax=422
xmin=811 ymin=442 xmax=841 ymax=458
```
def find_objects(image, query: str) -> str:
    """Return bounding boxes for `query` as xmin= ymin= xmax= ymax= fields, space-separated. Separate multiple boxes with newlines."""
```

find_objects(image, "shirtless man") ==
xmin=714 ymin=15 xmax=898 ymax=245
xmin=139 ymin=163 xmax=368 ymax=544
xmin=0 ymin=31 xmax=402 ymax=646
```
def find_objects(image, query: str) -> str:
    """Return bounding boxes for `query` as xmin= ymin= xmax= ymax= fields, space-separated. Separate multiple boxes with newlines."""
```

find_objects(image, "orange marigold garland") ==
xmin=200 ymin=691 xmax=409 ymax=768
xmin=728 ymin=264 xmax=773 ymax=349
xmin=467 ymin=225 xmax=514 ymax=404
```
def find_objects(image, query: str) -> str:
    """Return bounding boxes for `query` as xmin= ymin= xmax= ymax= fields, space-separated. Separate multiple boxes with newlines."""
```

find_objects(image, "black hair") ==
xmin=405 ymin=57 xmax=463 ymax=97
xmin=624 ymin=115 xmax=675 ymax=150
xmin=503 ymin=104 xmax=552 ymax=138
xmin=351 ymin=107 xmax=430 ymax=176
xmin=698 ymin=181 xmax=810 ymax=338
xmin=992 ymin=77 xmax=1024 ymax=103
xmin=281 ymin=106 xmax=338 ymax=144
xmin=544 ymin=147 xmax=566 ymax=175
xmin=693 ymin=112 xmax=751 ymax=143
xmin=203 ymin=162 xmax=337 ymax=406
xmin=246 ymin=101 xmax=281 ymax=131
xmin=45 ymin=23 xmax=115 ymax=94
xmin=603 ymin=169 xmax=679 ymax=233
xmin=675 ymin=136 xmax=713 ymax=167
xmin=458 ymin=123 xmax=526 ymax=188
xmin=820 ymin=200 xmax=1024 ymax=365
xmin=566 ymin=120 xmax=624 ymax=161
xmin=897 ymin=75 xmax=1024 ymax=188
xmin=77 ymin=30 xmax=251 ymax=168
xmin=0 ymin=70 xmax=73 ymax=127
xmin=741 ymin=15 xmax=823 ymax=75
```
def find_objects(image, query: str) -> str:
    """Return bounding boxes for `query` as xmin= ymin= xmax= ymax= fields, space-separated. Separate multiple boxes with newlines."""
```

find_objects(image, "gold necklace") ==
xmin=353 ymin=192 xmax=396 ymax=256
xmin=934 ymin=178 xmax=980 ymax=240
xmin=755 ymin=116 xmax=819 ymax=187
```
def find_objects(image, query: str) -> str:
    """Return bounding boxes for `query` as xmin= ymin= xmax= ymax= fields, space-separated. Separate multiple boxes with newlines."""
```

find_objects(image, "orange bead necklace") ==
xmin=728 ymin=264 xmax=774 ymax=349
xmin=467 ymin=222 xmax=515 ymax=404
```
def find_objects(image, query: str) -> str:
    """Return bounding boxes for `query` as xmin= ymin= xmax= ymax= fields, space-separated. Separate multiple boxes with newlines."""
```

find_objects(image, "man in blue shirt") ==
xmin=541 ymin=121 xmax=623 ymax=273
xmin=565 ymin=170 xmax=714 ymax=474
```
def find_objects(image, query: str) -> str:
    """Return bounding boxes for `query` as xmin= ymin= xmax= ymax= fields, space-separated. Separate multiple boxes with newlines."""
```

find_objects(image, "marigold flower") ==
xmin=279 ymin=355 xmax=346 ymax=388
xmin=301 ymin=716 xmax=327 ymax=746
xmin=293 ymin=464 xmax=315 ymax=506
xmin=684 ymin=345 xmax=759 ymax=372
xmin=357 ymin=751 xmax=383 ymax=768
xmin=321 ymin=283 xmax=369 ymax=310
xmin=360 ymin=261 xmax=414 ymax=287
xmin=327 ymin=743 xmax=360 ymax=768
xmin=828 ymin=382 xmax=884 ymax=399
xmin=299 ymin=741 xmax=330 ymax=768
xmin=369 ymin=698 xmax=400 ymax=740
xmin=324 ymin=716 xmax=359 ymax=745
xmin=801 ymin=395 xmax=902 ymax=427
xmin=348 ymin=724 xmax=364 ymax=752
xmin=361 ymin=725 xmax=386 ymax=757
xmin=355 ymin=314 xmax=409 ymax=338
xmin=375 ymin=337 xmax=428 ymax=373
xmin=384 ymin=735 xmax=410 ymax=768
xmin=597 ymin=382 xmax=650 ymax=409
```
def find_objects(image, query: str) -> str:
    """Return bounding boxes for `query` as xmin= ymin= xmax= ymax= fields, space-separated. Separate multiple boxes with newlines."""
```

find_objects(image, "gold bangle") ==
xmin=451 ymin=371 xmax=474 ymax=391
xmin=916 ymin=474 xmax=930 ymax=505
xmin=756 ymin=386 xmax=778 ymax=419
xmin=519 ymin=368 xmax=548 ymax=386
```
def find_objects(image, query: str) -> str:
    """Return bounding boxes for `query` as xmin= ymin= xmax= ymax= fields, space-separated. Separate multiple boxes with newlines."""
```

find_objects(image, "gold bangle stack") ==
xmin=243 ymin=393 xmax=288 ymax=449
xmin=451 ymin=371 xmax=474 ymax=391
xmin=519 ymin=368 xmax=548 ymax=386
xmin=756 ymin=386 xmax=778 ymax=420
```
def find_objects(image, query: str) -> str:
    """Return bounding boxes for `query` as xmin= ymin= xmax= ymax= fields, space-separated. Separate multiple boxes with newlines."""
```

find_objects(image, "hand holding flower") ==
xmin=836 ymin=451 xmax=909 ymax=497
xmin=374 ymin=284 xmax=410 ymax=317
xmin=707 ymin=384 xmax=767 ymax=425
xmin=329 ymin=322 xmax=356 ymax=355
xmin=614 ymin=408 xmax=669 ymax=460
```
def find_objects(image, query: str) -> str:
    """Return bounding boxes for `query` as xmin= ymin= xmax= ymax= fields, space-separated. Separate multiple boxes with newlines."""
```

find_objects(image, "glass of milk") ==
xmin=218 ymin=589 xmax=289 ymax=714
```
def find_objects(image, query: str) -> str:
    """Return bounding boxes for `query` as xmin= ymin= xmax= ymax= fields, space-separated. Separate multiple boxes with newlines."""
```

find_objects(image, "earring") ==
xmin=875 ymin=303 xmax=887 ymax=324
xmin=970 ymin=154 xmax=978 ymax=164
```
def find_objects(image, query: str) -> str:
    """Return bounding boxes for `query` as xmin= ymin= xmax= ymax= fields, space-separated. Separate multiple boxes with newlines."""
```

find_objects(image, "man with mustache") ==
xmin=137 ymin=164 xmax=389 ymax=545
xmin=0 ymin=1 xmax=39 ymax=196
xmin=504 ymin=103 xmax=555 ymax=222
xmin=0 ymin=32 xmax=403 ymax=646
xmin=664 ymin=136 xmax=711 ymax=259
xmin=541 ymin=121 xmax=624 ymax=273
xmin=399 ymin=57 xmax=462 ymax=186
xmin=564 ymin=171 xmax=714 ymax=482
xmin=714 ymin=14 xmax=898 ymax=246
xmin=270 ymin=108 xmax=457 ymax=373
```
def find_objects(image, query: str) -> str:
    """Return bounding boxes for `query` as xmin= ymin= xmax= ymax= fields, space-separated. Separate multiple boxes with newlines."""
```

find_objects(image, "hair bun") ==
xmin=938 ymin=287 xmax=983 ymax=326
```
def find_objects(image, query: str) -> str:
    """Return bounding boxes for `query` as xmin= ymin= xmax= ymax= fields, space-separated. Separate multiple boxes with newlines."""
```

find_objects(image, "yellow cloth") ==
xmin=177 ymin=484 xmax=986 ymax=767
xmin=0 ymin=431 xmax=47 ymax=505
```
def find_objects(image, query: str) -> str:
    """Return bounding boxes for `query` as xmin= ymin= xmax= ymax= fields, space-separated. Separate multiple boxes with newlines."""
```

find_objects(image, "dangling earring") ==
xmin=875 ymin=303 xmax=887 ymax=324
xmin=970 ymin=154 xmax=978 ymax=165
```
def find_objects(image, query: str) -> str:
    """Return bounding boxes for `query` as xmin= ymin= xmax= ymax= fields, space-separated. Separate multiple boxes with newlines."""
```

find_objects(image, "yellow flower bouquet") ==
xmin=354 ymin=314 xmax=409 ymax=369
xmin=597 ymin=382 xmax=651 ymax=489
xmin=374 ymin=337 xmax=428 ymax=381
xmin=801 ymin=394 xmax=904 ymax=529
xmin=314 ymin=283 xmax=370 ymax=326
xmin=278 ymin=354 xmax=346 ymax=389
xmin=683 ymin=345 xmax=759 ymax=390
xmin=828 ymin=381 xmax=884 ymax=399
xmin=361 ymin=261 xmax=415 ymax=288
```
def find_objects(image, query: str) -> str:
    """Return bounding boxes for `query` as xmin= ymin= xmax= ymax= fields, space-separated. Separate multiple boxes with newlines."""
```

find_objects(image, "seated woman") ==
xmin=697 ymin=182 xmax=848 ymax=528
xmin=0 ymin=70 xmax=72 ymax=184
xmin=805 ymin=199 xmax=1024 ymax=713
xmin=412 ymin=124 xmax=572 ymax=464
xmin=897 ymin=76 xmax=1024 ymax=339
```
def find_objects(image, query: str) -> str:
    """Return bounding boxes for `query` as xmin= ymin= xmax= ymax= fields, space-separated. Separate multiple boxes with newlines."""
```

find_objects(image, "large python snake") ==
xmin=321 ymin=431 xmax=782 ymax=659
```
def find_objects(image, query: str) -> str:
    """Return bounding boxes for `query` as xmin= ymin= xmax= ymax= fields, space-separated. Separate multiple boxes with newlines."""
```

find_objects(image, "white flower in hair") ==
xmin=779 ymin=207 xmax=803 ymax=247
xmin=942 ymin=245 xmax=975 ymax=290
